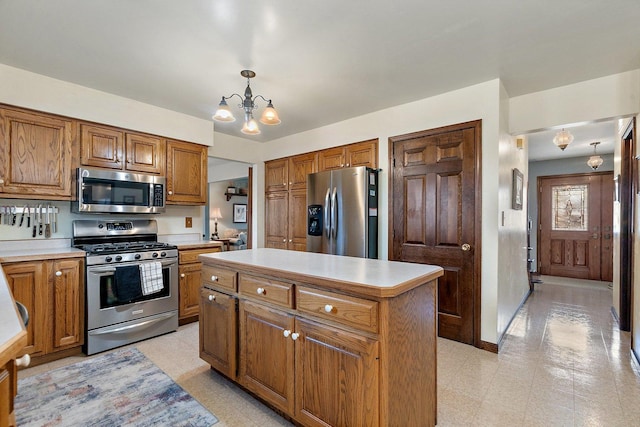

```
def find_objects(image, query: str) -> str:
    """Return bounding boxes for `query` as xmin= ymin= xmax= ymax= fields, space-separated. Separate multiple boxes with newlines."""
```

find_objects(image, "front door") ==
xmin=538 ymin=173 xmax=614 ymax=281
xmin=390 ymin=120 xmax=481 ymax=345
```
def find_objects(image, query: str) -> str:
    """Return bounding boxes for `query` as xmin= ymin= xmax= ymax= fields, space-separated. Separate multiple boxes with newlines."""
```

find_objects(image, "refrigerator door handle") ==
xmin=331 ymin=187 xmax=338 ymax=239
xmin=324 ymin=188 xmax=331 ymax=239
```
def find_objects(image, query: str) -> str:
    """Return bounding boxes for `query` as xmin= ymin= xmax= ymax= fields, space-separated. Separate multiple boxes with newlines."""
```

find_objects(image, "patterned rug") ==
xmin=15 ymin=347 xmax=218 ymax=427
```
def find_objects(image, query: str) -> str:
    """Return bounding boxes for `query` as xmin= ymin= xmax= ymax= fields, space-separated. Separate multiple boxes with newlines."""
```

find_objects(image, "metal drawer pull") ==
xmin=256 ymin=287 xmax=265 ymax=295
xmin=211 ymin=275 xmax=218 ymax=281
xmin=324 ymin=304 xmax=333 ymax=313
xmin=55 ymin=271 xmax=62 ymax=277
xmin=180 ymin=273 xmax=185 ymax=278
xmin=16 ymin=353 xmax=31 ymax=368
xmin=208 ymin=294 xmax=216 ymax=301
xmin=283 ymin=329 xmax=291 ymax=338
xmin=291 ymin=332 xmax=299 ymax=340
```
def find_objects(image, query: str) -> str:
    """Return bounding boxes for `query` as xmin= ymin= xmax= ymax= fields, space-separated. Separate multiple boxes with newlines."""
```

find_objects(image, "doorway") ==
xmin=538 ymin=172 xmax=614 ymax=281
xmin=389 ymin=120 xmax=481 ymax=346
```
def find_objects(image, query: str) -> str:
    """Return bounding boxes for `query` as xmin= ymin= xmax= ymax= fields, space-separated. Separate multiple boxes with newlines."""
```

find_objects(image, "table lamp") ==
xmin=211 ymin=207 xmax=222 ymax=239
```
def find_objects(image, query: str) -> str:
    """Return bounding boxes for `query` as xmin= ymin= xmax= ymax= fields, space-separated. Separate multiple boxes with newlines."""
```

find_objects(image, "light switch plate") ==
xmin=185 ymin=217 xmax=192 ymax=228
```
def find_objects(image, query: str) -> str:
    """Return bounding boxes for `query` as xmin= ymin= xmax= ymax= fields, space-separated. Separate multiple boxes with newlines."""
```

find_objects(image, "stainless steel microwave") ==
xmin=72 ymin=167 xmax=166 ymax=214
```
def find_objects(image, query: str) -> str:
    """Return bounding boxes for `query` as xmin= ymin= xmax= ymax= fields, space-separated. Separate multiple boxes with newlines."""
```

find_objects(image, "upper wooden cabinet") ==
xmin=166 ymin=139 xmax=208 ymax=205
xmin=0 ymin=107 xmax=74 ymax=199
xmin=318 ymin=139 xmax=378 ymax=171
xmin=265 ymin=158 xmax=288 ymax=193
xmin=80 ymin=123 xmax=165 ymax=174
xmin=288 ymin=152 xmax=317 ymax=190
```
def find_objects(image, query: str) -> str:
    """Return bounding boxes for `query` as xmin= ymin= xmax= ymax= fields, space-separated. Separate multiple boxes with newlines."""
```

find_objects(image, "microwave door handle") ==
xmin=324 ymin=188 xmax=331 ymax=239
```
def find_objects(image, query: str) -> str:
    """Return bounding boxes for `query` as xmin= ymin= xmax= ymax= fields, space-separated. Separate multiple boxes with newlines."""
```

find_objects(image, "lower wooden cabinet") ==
xmin=0 ymin=360 xmax=17 ymax=427
xmin=199 ymin=287 xmax=237 ymax=379
xmin=178 ymin=246 xmax=222 ymax=324
xmin=2 ymin=258 xmax=84 ymax=359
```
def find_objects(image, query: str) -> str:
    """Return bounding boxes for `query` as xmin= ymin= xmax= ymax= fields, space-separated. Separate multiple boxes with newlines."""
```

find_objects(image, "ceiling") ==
xmin=0 ymin=1 xmax=638 ymax=147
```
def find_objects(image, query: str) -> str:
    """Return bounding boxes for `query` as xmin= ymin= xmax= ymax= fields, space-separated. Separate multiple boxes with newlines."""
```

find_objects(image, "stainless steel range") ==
xmin=72 ymin=219 xmax=178 ymax=355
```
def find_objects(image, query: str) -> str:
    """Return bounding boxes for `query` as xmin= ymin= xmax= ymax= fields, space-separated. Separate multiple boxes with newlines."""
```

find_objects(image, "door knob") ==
xmin=592 ymin=233 xmax=599 ymax=239
xmin=461 ymin=243 xmax=471 ymax=251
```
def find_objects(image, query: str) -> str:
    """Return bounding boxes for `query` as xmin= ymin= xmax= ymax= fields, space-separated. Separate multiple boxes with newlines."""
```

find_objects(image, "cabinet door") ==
xmin=200 ymin=287 xmax=237 ymax=379
xmin=288 ymin=153 xmax=317 ymax=190
xmin=125 ymin=133 xmax=165 ymax=174
xmin=179 ymin=262 xmax=202 ymax=321
xmin=265 ymin=191 xmax=289 ymax=249
xmin=0 ymin=108 xmax=73 ymax=198
xmin=50 ymin=259 xmax=84 ymax=351
xmin=2 ymin=262 xmax=47 ymax=357
xmin=318 ymin=147 xmax=345 ymax=172
xmin=345 ymin=139 xmax=377 ymax=169
xmin=0 ymin=360 xmax=16 ymax=427
xmin=294 ymin=317 xmax=379 ymax=427
xmin=80 ymin=123 xmax=125 ymax=169
xmin=239 ymin=300 xmax=295 ymax=415
xmin=265 ymin=159 xmax=288 ymax=192
xmin=166 ymin=139 xmax=207 ymax=204
xmin=289 ymin=189 xmax=308 ymax=251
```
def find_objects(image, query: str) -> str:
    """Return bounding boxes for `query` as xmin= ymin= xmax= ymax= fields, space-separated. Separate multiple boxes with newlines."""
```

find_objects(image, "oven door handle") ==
xmin=89 ymin=260 xmax=176 ymax=274
xmin=88 ymin=311 xmax=176 ymax=335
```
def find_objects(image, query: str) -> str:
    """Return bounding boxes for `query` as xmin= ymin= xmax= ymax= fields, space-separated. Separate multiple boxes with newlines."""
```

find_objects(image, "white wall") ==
xmin=0 ymin=63 xmax=214 ymax=146
xmin=496 ymin=82 xmax=530 ymax=343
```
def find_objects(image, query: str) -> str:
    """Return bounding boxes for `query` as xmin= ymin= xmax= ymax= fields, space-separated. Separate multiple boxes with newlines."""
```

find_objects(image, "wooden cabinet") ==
xmin=318 ymin=139 xmax=378 ymax=171
xmin=265 ymin=158 xmax=288 ymax=193
xmin=288 ymin=152 xmax=317 ymax=190
xmin=200 ymin=287 xmax=237 ymax=379
xmin=178 ymin=246 xmax=222 ymax=324
xmin=265 ymin=191 xmax=289 ymax=249
xmin=166 ymin=139 xmax=208 ymax=205
xmin=80 ymin=123 xmax=165 ymax=174
xmin=0 ymin=360 xmax=17 ymax=427
xmin=199 ymin=250 xmax=440 ymax=426
xmin=2 ymin=258 xmax=84 ymax=360
xmin=0 ymin=107 xmax=75 ymax=199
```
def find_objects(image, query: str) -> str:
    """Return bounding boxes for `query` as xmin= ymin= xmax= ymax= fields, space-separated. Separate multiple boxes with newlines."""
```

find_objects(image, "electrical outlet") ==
xmin=185 ymin=217 xmax=192 ymax=228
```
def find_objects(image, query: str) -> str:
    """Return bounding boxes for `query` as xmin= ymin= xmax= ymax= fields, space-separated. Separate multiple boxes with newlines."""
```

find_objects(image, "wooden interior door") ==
xmin=538 ymin=172 xmax=613 ymax=280
xmin=390 ymin=120 xmax=481 ymax=345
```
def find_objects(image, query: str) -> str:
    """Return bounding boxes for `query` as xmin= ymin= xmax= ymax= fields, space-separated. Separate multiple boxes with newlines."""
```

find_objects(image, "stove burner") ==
xmin=79 ymin=241 xmax=176 ymax=255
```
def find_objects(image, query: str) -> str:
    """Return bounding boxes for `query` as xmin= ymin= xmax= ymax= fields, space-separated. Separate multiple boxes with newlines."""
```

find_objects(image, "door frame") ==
xmin=619 ymin=119 xmax=635 ymax=331
xmin=387 ymin=119 xmax=484 ymax=349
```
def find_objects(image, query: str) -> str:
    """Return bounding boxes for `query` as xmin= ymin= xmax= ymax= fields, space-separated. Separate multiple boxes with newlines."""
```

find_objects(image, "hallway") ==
xmin=437 ymin=278 xmax=640 ymax=426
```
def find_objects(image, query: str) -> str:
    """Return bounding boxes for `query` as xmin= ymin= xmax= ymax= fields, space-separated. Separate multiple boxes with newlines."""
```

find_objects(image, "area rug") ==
xmin=14 ymin=347 xmax=218 ymax=427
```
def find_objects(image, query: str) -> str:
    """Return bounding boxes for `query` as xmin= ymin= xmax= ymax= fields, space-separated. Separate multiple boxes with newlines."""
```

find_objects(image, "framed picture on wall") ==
xmin=233 ymin=204 xmax=247 ymax=223
xmin=512 ymin=168 xmax=524 ymax=210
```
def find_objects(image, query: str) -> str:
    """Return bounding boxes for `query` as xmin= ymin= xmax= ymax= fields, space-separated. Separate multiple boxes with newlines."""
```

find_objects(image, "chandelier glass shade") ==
xmin=553 ymin=129 xmax=574 ymax=151
xmin=212 ymin=70 xmax=281 ymax=135
xmin=587 ymin=142 xmax=604 ymax=170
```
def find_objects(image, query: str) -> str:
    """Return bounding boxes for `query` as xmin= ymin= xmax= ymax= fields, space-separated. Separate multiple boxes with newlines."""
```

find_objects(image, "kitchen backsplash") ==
xmin=0 ymin=198 xmax=205 ymax=242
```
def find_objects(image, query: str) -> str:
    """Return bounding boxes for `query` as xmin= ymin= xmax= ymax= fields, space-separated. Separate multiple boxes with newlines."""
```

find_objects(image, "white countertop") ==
xmin=200 ymin=248 xmax=443 ymax=291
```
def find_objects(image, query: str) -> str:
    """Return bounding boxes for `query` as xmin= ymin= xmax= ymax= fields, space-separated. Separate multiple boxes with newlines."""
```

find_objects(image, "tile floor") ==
xmin=19 ymin=277 xmax=640 ymax=426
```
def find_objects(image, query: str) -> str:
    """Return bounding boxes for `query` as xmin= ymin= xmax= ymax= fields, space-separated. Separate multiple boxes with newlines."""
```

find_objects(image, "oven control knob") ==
xmin=160 ymin=252 xmax=166 ymax=257
xmin=152 ymin=252 xmax=159 ymax=258
xmin=134 ymin=254 xmax=141 ymax=260
xmin=115 ymin=256 xmax=123 ymax=262
xmin=105 ymin=256 xmax=112 ymax=263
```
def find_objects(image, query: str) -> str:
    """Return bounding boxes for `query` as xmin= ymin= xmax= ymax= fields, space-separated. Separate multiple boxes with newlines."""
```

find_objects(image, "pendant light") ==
xmin=553 ymin=129 xmax=574 ymax=151
xmin=587 ymin=142 xmax=604 ymax=170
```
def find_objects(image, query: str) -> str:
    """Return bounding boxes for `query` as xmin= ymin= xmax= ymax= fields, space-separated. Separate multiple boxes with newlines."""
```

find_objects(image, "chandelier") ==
xmin=587 ymin=142 xmax=604 ymax=170
xmin=553 ymin=129 xmax=574 ymax=151
xmin=212 ymin=70 xmax=281 ymax=135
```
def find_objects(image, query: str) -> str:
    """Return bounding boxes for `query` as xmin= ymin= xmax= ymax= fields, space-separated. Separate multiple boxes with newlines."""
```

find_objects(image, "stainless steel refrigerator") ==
xmin=306 ymin=166 xmax=378 ymax=258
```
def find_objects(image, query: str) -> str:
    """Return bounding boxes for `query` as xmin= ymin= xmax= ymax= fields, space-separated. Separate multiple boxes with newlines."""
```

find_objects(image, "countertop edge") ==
xmin=0 ymin=249 xmax=86 ymax=263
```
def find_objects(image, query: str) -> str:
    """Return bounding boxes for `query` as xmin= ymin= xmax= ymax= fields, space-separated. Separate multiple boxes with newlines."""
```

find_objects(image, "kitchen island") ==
xmin=198 ymin=248 xmax=443 ymax=427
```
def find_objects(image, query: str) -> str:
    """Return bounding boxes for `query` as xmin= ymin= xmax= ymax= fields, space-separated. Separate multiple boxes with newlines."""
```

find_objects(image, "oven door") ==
xmin=86 ymin=258 xmax=178 ymax=331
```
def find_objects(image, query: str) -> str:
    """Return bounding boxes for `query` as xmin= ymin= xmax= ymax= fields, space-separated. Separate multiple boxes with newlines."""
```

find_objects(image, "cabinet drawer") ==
xmin=239 ymin=274 xmax=293 ymax=308
xmin=202 ymin=266 xmax=236 ymax=291
xmin=296 ymin=286 xmax=378 ymax=333
xmin=180 ymin=247 xmax=221 ymax=264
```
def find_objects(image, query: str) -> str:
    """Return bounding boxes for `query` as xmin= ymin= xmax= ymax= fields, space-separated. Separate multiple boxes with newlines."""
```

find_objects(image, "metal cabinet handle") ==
xmin=211 ymin=275 xmax=218 ymax=281
xmin=324 ymin=304 xmax=333 ymax=313
xmin=283 ymin=329 xmax=291 ymax=338
xmin=208 ymin=294 xmax=215 ymax=301
xmin=180 ymin=273 xmax=185 ymax=278
xmin=168 ymin=190 xmax=173 ymax=195
xmin=256 ymin=287 xmax=265 ymax=295
xmin=16 ymin=353 xmax=31 ymax=368
xmin=291 ymin=332 xmax=299 ymax=340
xmin=55 ymin=271 xmax=62 ymax=277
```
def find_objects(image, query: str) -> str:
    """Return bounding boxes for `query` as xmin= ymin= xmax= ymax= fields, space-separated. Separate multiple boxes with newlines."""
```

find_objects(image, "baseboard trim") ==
xmin=493 ymin=288 xmax=533 ymax=353
xmin=631 ymin=348 xmax=640 ymax=369
xmin=611 ymin=306 xmax=620 ymax=324
xmin=477 ymin=340 xmax=498 ymax=353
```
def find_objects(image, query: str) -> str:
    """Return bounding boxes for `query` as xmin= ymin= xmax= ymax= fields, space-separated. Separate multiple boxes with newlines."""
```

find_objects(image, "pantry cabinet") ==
xmin=0 ymin=106 xmax=75 ymax=200
xmin=318 ymin=139 xmax=377 ymax=171
xmin=2 ymin=257 xmax=84 ymax=361
xmin=80 ymin=123 xmax=165 ymax=174
xmin=166 ymin=139 xmax=208 ymax=205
